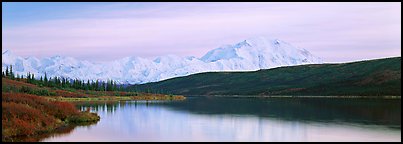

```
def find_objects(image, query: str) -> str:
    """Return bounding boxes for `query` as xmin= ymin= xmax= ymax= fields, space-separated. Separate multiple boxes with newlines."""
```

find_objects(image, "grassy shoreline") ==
xmin=44 ymin=95 xmax=187 ymax=102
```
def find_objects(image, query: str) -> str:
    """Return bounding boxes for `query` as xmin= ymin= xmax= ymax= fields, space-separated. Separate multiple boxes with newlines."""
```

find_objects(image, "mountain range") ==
xmin=2 ymin=37 xmax=323 ymax=84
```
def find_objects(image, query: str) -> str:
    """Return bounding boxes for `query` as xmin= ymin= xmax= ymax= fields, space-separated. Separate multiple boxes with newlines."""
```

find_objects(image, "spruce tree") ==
xmin=5 ymin=66 xmax=9 ymax=77
xmin=78 ymin=79 xmax=81 ymax=89
xmin=86 ymin=80 xmax=90 ymax=90
xmin=31 ymin=74 xmax=35 ymax=84
xmin=57 ymin=77 xmax=61 ymax=88
xmin=61 ymin=77 xmax=65 ymax=88
xmin=66 ymin=78 xmax=70 ymax=88
xmin=81 ymin=80 xmax=85 ymax=90
xmin=95 ymin=80 xmax=99 ymax=91
xmin=90 ymin=80 xmax=94 ymax=90
xmin=73 ymin=79 xmax=77 ymax=89
xmin=108 ymin=80 xmax=112 ymax=91
xmin=56 ymin=77 xmax=60 ymax=88
xmin=40 ymin=76 xmax=43 ymax=84
xmin=92 ymin=80 xmax=96 ymax=90
xmin=101 ymin=81 xmax=106 ymax=91
xmin=54 ymin=77 xmax=58 ymax=86
xmin=44 ymin=73 xmax=48 ymax=86
xmin=26 ymin=72 xmax=30 ymax=83
xmin=10 ymin=65 xmax=14 ymax=79
xmin=113 ymin=81 xmax=117 ymax=91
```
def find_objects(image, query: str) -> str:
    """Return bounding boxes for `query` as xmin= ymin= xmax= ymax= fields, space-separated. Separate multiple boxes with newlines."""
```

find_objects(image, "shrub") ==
xmin=67 ymin=112 xmax=100 ymax=124
xmin=2 ymin=101 xmax=57 ymax=137
xmin=2 ymin=93 xmax=82 ymax=138
xmin=20 ymin=86 xmax=33 ymax=93
xmin=16 ymin=86 xmax=57 ymax=96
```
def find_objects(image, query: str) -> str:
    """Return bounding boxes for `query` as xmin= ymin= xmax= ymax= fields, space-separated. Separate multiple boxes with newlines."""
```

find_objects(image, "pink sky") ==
xmin=2 ymin=2 xmax=401 ymax=62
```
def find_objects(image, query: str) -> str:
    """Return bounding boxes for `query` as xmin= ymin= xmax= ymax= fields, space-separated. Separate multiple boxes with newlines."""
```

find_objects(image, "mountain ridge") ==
xmin=2 ymin=37 xmax=323 ymax=84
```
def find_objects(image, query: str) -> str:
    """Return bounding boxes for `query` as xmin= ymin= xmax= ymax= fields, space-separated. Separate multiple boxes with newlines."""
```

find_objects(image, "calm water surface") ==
xmin=41 ymin=97 xmax=401 ymax=142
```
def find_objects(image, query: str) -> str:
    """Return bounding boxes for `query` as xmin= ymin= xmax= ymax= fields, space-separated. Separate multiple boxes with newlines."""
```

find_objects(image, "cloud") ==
xmin=2 ymin=2 xmax=401 ymax=62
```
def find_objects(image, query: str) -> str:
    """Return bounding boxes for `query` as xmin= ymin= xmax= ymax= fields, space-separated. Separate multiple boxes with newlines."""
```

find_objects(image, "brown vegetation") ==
xmin=2 ymin=93 xmax=78 ymax=139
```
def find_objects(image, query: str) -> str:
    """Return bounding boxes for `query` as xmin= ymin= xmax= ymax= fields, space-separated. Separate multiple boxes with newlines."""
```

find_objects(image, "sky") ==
xmin=2 ymin=2 xmax=401 ymax=63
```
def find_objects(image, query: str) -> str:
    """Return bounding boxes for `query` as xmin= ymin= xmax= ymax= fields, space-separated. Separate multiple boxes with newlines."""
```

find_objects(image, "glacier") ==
xmin=2 ymin=37 xmax=323 ymax=84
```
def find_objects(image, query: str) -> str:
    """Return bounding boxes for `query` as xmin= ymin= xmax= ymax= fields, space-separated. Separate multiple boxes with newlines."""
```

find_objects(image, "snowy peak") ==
xmin=2 ymin=36 xmax=323 ymax=84
xmin=201 ymin=45 xmax=240 ymax=62
xmin=200 ymin=37 xmax=322 ymax=68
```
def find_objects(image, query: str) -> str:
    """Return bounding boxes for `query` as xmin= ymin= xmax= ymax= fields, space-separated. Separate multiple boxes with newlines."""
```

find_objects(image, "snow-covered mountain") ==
xmin=2 ymin=37 xmax=323 ymax=84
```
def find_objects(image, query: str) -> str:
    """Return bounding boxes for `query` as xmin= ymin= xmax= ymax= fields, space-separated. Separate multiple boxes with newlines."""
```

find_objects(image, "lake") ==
xmin=40 ymin=96 xmax=401 ymax=142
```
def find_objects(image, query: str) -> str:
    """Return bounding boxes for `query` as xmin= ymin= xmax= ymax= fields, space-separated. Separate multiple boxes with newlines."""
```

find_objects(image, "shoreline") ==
xmin=185 ymin=95 xmax=401 ymax=99
xmin=44 ymin=95 xmax=187 ymax=102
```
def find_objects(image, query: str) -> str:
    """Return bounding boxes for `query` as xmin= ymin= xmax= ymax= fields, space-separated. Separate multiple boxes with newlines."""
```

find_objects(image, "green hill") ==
xmin=129 ymin=57 xmax=401 ymax=97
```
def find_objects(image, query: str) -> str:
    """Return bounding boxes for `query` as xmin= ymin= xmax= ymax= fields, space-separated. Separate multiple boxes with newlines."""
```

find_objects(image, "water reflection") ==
xmin=13 ymin=121 xmax=97 ymax=142
xmin=159 ymin=97 xmax=401 ymax=128
xmin=41 ymin=97 xmax=401 ymax=142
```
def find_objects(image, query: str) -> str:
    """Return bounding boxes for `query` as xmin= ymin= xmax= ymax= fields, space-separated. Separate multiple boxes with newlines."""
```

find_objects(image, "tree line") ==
xmin=3 ymin=65 xmax=123 ymax=91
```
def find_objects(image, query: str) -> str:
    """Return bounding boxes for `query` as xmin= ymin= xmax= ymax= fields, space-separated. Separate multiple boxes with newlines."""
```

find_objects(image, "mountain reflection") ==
xmin=74 ymin=97 xmax=401 ymax=128
xmin=41 ymin=97 xmax=401 ymax=142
